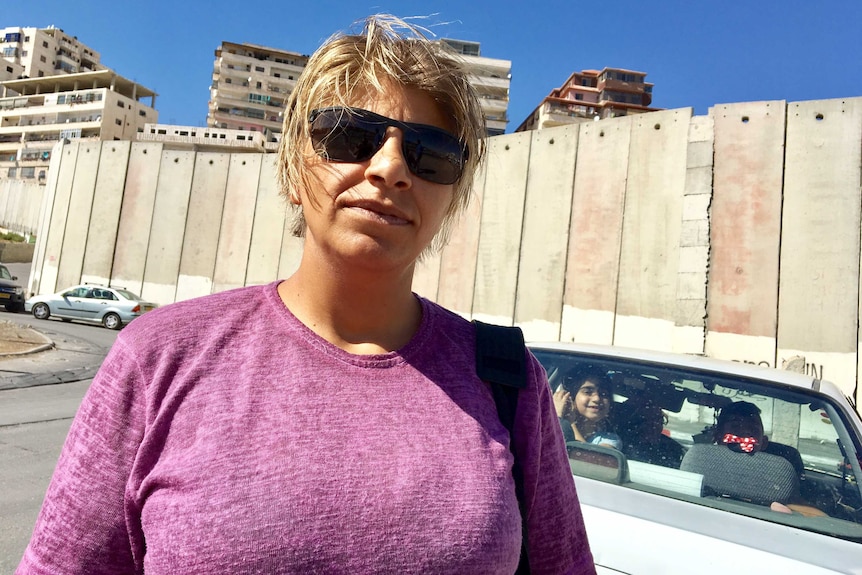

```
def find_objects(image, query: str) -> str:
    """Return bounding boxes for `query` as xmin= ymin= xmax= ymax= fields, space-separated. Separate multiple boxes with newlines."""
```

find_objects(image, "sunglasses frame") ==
xmin=308 ymin=106 xmax=468 ymax=185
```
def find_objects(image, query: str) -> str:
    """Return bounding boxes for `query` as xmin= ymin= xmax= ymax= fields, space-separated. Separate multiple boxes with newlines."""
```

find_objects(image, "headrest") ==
xmin=680 ymin=444 xmax=799 ymax=505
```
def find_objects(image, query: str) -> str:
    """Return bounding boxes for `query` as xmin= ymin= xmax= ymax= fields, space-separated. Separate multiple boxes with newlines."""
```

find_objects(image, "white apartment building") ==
xmin=138 ymin=123 xmax=272 ymax=152
xmin=208 ymin=41 xmax=308 ymax=145
xmin=205 ymin=38 xmax=511 ymax=143
xmin=439 ymin=39 xmax=511 ymax=136
xmin=1 ymin=26 xmax=105 ymax=80
xmin=0 ymin=70 xmax=158 ymax=182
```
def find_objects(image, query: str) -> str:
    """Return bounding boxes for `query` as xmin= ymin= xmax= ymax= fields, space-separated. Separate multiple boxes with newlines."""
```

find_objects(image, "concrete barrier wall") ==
xmin=0 ymin=178 xmax=43 ymax=236
xmin=14 ymin=96 xmax=862 ymax=407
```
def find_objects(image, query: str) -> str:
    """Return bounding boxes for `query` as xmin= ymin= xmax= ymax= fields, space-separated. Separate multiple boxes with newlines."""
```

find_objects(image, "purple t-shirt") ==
xmin=18 ymin=282 xmax=595 ymax=574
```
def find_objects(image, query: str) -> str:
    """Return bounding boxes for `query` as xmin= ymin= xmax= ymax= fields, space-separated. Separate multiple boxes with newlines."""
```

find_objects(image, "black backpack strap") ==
xmin=473 ymin=320 xmax=530 ymax=575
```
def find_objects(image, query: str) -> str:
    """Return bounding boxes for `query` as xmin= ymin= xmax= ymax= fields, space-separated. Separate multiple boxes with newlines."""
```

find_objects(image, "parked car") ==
xmin=0 ymin=263 xmax=25 ymax=313
xmin=24 ymin=283 xmax=158 ymax=330
xmin=528 ymin=342 xmax=862 ymax=574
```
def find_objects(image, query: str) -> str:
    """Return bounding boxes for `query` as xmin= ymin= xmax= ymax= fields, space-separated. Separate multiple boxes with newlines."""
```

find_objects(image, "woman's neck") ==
xmin=278 ymin=255 xmax=421 ymax=354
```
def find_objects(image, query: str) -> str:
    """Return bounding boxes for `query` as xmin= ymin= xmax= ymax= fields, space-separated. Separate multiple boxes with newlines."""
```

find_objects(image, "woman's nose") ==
xmin=365 ymin=130 xmax=412 ymax=189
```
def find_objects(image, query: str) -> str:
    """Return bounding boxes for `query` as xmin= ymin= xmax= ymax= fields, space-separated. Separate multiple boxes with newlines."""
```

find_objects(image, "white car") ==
xmin=24 ymin=283 xmax=158 ymax=330
xmin=528 ymin=342 xmax=862 ymax=574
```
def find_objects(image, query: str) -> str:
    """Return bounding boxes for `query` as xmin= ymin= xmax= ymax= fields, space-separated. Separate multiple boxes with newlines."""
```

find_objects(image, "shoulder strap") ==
xmin=473 ymin=320 xmax=530 ymax=575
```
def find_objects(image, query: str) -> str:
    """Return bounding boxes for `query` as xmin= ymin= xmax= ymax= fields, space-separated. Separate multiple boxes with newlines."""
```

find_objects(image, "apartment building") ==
xmin=1 ymin=25 xmax=105 ymax=80
xmin=516 ymin=67 xmax=660 ymax=132
xmin=206 ymin=38 xmax=511 ymax=143
xmin=438 ymin=38 xmax=512 ymax=136
xmin=208 ymin=41 xmax=308 ymax=146
xmin=0 ymin=70 xmax=158 ymax=182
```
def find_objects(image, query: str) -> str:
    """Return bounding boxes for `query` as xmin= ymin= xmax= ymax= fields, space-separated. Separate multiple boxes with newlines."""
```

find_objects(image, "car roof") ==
xmin=527 ymin=341 xmax=820 ymax=392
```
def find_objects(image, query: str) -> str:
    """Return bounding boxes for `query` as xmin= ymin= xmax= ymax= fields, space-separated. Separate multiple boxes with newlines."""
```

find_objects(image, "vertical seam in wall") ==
xmin=170 ymin=151 xmax=195 ymax=303
xmin=107 ymin=142 xmax=132 ymax=286
xmin=56 ymin=142 xmax=81 ymax=292
xmin=139 ymin=144 xmax=163 ymax=296
xmin=468 ymin=151 xmax=489 ymax=319
xmin=560 ymin=128 xmax=580 ymax=341
xmin=611 ymin=121 xmax=633 ymax=345
xmin=774 ymin=102 xmax=789 ymax=370
xmin=210 ymin=154 xmax=232 ymax=295
xmin=511 ymin=135 xmax=532 ymax=326
xmin=241 ymin=155 xmax=264 ymax=289
xmin=77 ymin=142 xmax=103 ymax=284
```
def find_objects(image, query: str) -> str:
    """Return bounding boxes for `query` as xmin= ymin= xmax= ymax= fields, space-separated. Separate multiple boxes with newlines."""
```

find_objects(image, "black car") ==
xmin=0 ymin=263 xmax=25 ymax=312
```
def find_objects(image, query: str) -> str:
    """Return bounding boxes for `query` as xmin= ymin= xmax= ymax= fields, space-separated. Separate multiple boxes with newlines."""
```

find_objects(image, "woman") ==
xmin=17 ymin=15 xmax=595 ymax=575
xmin=554 ymin=368 xmax=621 ymax=450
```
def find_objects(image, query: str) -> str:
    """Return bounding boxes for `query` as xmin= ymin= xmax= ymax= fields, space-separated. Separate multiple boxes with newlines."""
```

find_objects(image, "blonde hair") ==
xmin=276 ymin=14 xmax=486 ymax=254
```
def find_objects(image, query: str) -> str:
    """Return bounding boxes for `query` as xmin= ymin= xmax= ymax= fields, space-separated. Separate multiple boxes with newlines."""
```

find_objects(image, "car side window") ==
xmin=531 ymin=349 xmax=862 ymax=543
xmin=64 ymin=287 xmax=89 ymax=298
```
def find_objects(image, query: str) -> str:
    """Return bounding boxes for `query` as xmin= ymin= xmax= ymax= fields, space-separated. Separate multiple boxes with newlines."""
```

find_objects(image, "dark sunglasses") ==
xmin=308 ymin=106 xmax=468 ymax=185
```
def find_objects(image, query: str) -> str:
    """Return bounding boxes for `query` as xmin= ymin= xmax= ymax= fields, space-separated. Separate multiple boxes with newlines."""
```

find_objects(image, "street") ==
xmin=0 ymin=380 xmax=91 ymax=573
xmin=0 ymin=261 xmax=113 ymax=572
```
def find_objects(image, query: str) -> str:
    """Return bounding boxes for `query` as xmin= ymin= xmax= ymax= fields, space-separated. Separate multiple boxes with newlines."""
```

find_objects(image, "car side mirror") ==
xmin=566 ymin=441 xmax=628 ymax=484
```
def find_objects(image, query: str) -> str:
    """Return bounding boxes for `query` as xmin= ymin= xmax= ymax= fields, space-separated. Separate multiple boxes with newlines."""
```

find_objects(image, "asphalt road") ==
xmin=0 ymin=262 xmax=117 ymax=572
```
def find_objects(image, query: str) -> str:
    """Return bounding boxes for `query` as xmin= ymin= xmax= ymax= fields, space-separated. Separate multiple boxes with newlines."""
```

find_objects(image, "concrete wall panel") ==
xmin=412 ymin=253 xmax=441 ymax=301
xmin=56 ymin=142 xmax=100 ymax=290
xmin=436 ymin=159 xmax=488 ymax=317
xmin=176 ymin=152 xmax=230 ymax=302
xmin=39 ymin=142 xmax=81 ymax=295
xmin=277 ymin=216 xmax=303 ymax=280
xmin=778 ymin=98 xmax=862 ymax=399
xmin=515 ymin=125 xmax=577 ymax=340
xmin=111 ymin=143 xmax=163 ymax=295
xmin=212 ymin=154 xmax=261 ymax=294
xmin=141 ymin=150 xmax=194 ymax=304
xmin=705 ymin=102 xmax=785 ymax=364
xmin=81 ymin=141 xmax=130 ymax=287
xmin=472 ymin=132 xmax=531 ymax=325
xmin=28 ymin=140 xmax=66 ymax=296
xmin=614 ymin=109 xmax=691 ymax=350
xmin=562 ymin=117 xmax=632 ymax=343
xmin=246 ymin=154 xmax=287 ymax=287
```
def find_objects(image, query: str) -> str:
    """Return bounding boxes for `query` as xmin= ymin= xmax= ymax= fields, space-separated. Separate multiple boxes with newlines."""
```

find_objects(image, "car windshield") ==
xmin=532 ymin=348 xmax=862 ymax=543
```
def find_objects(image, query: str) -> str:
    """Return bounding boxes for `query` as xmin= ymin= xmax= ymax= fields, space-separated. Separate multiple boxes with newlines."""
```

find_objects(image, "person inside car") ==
xmin=554 ymin=368 xmax=621 ymax=450
xmin=614 ymin=394 xmax=684 ymax=468
xmin=17 ymin=14 xmax=596 ymax=575
xmin=714 ymin=401 xmax=826 ymax=517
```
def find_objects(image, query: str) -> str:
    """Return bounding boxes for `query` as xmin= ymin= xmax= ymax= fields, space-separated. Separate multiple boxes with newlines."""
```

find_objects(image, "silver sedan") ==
xmin=25 ymin=284 xmax=158 ymax=330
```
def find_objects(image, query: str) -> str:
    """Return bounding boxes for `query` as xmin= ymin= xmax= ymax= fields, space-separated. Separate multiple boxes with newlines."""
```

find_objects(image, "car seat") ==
xmin=680 ymin=444 xmax=800 ymax=506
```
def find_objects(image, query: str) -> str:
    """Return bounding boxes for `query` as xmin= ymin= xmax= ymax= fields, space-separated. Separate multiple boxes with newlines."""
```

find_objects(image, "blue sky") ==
xmin=7 ymin=0 xmax=861 ymax=132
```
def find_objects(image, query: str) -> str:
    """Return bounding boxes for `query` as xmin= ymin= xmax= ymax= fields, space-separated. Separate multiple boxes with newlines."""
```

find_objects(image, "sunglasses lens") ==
xmin=309 ymin=107 xmax=465 ymax=185
xmin=402 ymin=132 xmax=463 ymax=185
xmin=310 ymin=110 xmax=381 ymax=163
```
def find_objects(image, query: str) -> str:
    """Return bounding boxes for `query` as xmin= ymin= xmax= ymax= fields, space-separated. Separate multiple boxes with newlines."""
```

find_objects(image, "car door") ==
xmin=75 ymin=288 xmax=109 ymax=321
xmin=57 ymin=287 xmax=91 ymax=318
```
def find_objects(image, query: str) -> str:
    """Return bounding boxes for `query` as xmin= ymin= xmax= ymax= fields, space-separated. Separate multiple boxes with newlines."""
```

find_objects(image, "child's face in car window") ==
xmin=575 ymin=379 xmax=611 ymax=422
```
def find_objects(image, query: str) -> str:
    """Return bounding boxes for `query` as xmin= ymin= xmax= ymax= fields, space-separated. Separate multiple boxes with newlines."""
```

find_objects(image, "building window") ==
xmin=225 ymin=78 xmax=232 ymax=84
xmin=5 ymin=66 xmax=11 ymax=73
xmin=21 ymin=50 xmax=27 ymax=56
xmin=24 ymin=36 xmax=30 ymax=42
xmin=256 ymin=81 xmax=262 ymax=89
xmin=21 ymin=167 xmax=35 ymax=178
xmin=38 ymin=170 xmax=46 ymax=180
xmin=575 ymin=94 xmax=583 ymax=101
xmin=255 ymin=66 xmax=264 ymax=72
xmin=157 ymin=129 xmax=167 ymax=134
xmin=7 ymin=168 xmax=15 ymax=178
xmin=115 ymin=119 xmax=122 ymax=126
xmin=117 ymin=101 xmax=125 ymax=108
xmin=42 ymin=41 xmax=48 ymax=48
xmin=139 ymin=110 xmax=146 ymax=117
xmin=40 ymin=55 xmax=46 ymax=62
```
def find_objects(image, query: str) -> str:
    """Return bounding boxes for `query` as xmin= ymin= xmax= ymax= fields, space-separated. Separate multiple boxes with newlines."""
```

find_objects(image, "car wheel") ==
xmin=32 ymin=302 xmax=50 ymax=320
xmin=102 ymin=313 xmax=122 ymax=330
